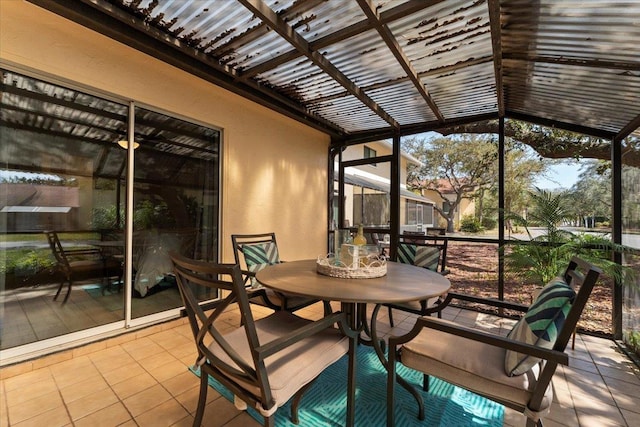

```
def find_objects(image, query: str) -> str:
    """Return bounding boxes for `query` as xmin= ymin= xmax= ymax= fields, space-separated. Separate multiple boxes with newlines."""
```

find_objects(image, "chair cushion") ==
xmin=207 ymin=311 xmax=350 ymax=409
xmin=397 ymin=243 xmax=440 ymax=271
xmin=505 ymin=277 xmax=576 ymax=376
xmin=401 ymin=320 xmax=553 ymax=415
xmin=241 ymin=242 xmax=280 ymax=286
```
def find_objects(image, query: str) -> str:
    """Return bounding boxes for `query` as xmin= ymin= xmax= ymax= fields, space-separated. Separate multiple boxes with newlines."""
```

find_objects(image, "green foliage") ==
xmin=459 ymin=215 xmax=484 ymax=233
xmin=2 ymin=249 xmax=55 ymax=275
xmin=92 ymin=205 xmax=124 ymax=230
xmin=481 ymin=216 xmax=497 ymax=230
xmin=134 ymin=200 xmax=176 ymax=229
xmin=625 ymin=330 xmax=640 ymax=355
xmin=505 ymin=187 xmax=634 ymax=285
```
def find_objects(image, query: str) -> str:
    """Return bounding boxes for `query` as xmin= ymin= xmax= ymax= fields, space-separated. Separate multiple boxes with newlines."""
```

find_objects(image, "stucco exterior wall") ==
xmin=0 ymin=1 xmax=330 ymax=262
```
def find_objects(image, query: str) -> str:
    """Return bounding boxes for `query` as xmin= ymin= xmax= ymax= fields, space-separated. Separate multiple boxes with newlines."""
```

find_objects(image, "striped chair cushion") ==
xmin=397 ymin=243 xmax=440 ymax=271
xmin=240 ymin=242 xmax=280 ymax=286
xmin=504 ymin=277 xmax=576 ymax=376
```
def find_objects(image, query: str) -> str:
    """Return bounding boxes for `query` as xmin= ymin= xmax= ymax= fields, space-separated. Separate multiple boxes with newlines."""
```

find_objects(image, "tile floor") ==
xmin=1 ymin=302 xmax=639 ymax=427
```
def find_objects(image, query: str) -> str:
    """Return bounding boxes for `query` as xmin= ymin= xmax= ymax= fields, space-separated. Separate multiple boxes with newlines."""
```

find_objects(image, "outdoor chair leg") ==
xmin=62 ymin=279 xmax=73 ymax=303
xmin=388 ymin=306 xmax=395 ymax=327
xmin=291 ymin=379 xmax=317 ymax=424
xmin=193 ymin=371 xmax=208 ymax=427
xmin=53 ymin=279 xmax=64 ymax=301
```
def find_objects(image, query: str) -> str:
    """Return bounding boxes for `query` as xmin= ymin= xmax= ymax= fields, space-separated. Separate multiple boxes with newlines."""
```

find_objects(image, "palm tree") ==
xmin=505 ymin=188 xmax=631 ymax=285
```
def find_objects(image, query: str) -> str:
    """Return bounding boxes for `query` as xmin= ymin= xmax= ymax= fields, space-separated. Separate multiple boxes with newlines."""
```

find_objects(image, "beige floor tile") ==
xmin=146 ymin=360 xmax=190 ymax=383
xmin=59 ymin=374 xmax=109 ymax=404
xmin=621 ymin=408 xmax=640 ymax=426
xmin=163 ymin=370 xmax=200 ymax=397
xmin=51 ymin=360 xmax=101 ymax=389
xmin=73 ymin=402 xmax=131 ymax=427
xmin=91 ymin=352 xmax=137 ymax=374
xmin=7 ymin=390 xmax=64 ymax=425
xmin=123 ymin=383 xmax=172 ymax=417
xmin=102 ymin=361 xmax=147 ymax=386
xmin=134 ymin=398 xmax=190 ymax=427
xmin=603 ymin=375 xmax=640 ymax=398
xmin=612 ymin=389 xmax=640 ymax=413
xmin=0 ymin=383 xmax=8 ymax=427
xmin=3 ymin=367 xmax=53 ymax=392
xmin=199 ymin=396 xmax=249 ymax=427
xmin=546 ymin=402 xmax=579 ymax=425
xmin=111 ymin=371 xmax=159 ymax=400
xmin=219 ymin=411 xmax=260 ymax=427
xmin=137 ymin=351 xmax=179 ymax=371
xmin=577 ymin=410 xmax=627 ymax=427
xmin=11 ymin=404 xmax=70 ymax=427
xmin=66 ymin=387 xmax=119 ymax=421
xmin=173 ymin=383 xmax=220 ymax=415
xmin=169 ymin=414 xmax=195 ymax=427
xmin=122 ymin=342 xmax=165 ymax=362
xmin=5 ymin=376 xmax=58 ymax=407
xmin=87 ymin=345 xmax=128 ymax=364
xmin=599 ymin=364 xmax=640 ymax=384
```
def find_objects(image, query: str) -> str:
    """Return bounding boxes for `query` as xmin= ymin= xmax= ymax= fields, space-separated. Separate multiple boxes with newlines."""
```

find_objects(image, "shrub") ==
xmin=481 ymin=216 xmax=497 ymax=230
xmin=460 ymin=215 xmax=484 ymax=233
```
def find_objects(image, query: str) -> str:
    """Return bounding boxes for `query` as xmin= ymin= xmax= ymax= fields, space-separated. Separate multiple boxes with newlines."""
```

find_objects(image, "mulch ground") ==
xmin=446 ymin=241 xmax=613 ymax=335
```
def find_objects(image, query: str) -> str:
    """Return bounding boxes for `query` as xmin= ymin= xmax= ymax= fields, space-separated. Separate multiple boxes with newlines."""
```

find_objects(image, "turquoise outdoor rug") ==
xmin=191 ymin=345 xmax=504 ymax=426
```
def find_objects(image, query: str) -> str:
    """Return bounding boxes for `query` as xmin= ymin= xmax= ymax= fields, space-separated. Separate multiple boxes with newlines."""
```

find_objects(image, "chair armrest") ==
xmin=255 ymin=311 xmax=352 ymax=358
xmin=447 ymin=292 xmax=529 ymax=312
xmin=389 ymin=316 xmax=568 ymax=366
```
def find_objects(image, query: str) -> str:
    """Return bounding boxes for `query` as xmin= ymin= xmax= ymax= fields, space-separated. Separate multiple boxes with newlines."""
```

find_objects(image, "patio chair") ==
xmin=385 ymin=234 xmax=449 ymax=326
xmin=45 ymin=230 xmax=123 ymax=303
xmin=169 ymin=252 xmax=356 ymax=427
xmin=386 ymin=256 xmax=601 ymax=427
xmin=231 ymin=232 xmax=326 ymax=313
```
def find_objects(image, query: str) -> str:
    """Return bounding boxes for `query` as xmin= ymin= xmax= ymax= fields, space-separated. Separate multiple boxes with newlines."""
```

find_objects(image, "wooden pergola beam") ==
xmin=356 ymin=0 xmax=445 ymax=123
xmin=238 ymin=0 xmax=400 ymax=129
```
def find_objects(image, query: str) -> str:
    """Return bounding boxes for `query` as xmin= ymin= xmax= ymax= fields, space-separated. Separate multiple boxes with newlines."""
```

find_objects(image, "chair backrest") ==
xmin=395 ymin=234 xmax=448 ymax=273
xmin=231 ymin=233 xmax=281 ymax=286
xmin=554 ymin=256 xmax=602 ymax=351
xmin=45 ymin=230 xmax=70 ymax=269
xmin=169 ymin=251 xmax=270 ymax=398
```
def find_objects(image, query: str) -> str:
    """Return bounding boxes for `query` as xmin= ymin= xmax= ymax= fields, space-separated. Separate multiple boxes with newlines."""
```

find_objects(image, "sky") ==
xmin=534 ymin=162 xmax=582 ymax=190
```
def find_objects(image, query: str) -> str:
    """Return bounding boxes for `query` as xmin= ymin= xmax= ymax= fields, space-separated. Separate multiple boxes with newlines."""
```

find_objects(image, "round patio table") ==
xmin=256 ymin=258 xmax=451 ymax=426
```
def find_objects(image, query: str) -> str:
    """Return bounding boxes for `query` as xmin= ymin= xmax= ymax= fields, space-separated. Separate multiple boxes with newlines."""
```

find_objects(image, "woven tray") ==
xmin=316 ymin=256 xmax=387 ymax=279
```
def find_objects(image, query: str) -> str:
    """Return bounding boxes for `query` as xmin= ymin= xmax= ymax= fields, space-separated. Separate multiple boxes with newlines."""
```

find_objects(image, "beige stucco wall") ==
xmin=0 ymin=1 xmax=330 ymax=262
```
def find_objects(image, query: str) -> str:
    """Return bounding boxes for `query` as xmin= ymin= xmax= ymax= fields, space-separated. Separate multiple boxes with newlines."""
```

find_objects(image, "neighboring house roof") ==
xmin=340 ymin=170 xmax=435 ymax=205
xmin=0 ymin=183 xmax=79 ymax=213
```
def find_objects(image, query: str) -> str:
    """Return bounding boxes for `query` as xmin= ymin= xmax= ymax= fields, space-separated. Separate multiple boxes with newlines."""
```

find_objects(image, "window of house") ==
xmin=364 ymin=146 xmax=377 ymax=166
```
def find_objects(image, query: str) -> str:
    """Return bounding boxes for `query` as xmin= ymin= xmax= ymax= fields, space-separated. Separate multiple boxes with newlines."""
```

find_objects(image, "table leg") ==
xmin=342 ymin=302 xmax=357 ymax=427
xmin=369 ymin=303 xmax=425 ymax=421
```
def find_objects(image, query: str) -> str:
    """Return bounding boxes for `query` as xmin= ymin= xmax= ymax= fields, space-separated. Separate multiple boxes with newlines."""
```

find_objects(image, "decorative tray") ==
xmin=316 ymin=254 xmax=387 ymax=279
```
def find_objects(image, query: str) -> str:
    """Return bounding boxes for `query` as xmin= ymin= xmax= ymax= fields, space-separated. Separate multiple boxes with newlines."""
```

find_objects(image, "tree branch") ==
xmin=436 ymin=120 xmax=640 ymax=167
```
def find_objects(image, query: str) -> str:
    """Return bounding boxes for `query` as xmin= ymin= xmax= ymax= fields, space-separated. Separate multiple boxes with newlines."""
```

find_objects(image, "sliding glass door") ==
xmin=0 ymin=69 xmax=220 ymax=353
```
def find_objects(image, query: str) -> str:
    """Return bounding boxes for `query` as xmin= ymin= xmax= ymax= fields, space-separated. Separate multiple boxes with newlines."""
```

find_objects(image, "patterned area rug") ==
xmin=191 ymin=345 xmax=504 ymax=426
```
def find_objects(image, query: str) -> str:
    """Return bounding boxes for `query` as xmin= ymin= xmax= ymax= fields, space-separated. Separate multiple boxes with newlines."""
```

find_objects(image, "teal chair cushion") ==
xmin=241 ymin=242 xmax=280 ymax=286
xmin=504 ymin=277 xmax=576 ymax=376
xmin=397 ymin=243 xmax=440 ymax=271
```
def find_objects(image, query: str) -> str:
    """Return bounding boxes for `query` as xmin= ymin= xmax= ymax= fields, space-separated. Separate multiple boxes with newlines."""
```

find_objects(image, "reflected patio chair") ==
xmin=386 ymin=257 xmax=601 ymax=427
xmin=385 ymin=234 xmax=449 ymax=326
xmin=231 ymin=232 xmax=326 ymax=313
xmin=45 ymin=230 xmax=122 ymax=303
xmin=169 ymin=252 xmax=356 ymax=427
